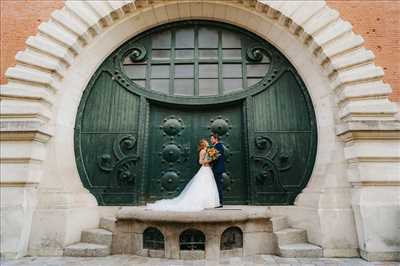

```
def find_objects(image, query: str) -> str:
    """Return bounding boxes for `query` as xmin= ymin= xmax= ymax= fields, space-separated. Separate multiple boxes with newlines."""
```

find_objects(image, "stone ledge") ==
xmin=117 ymin=206 xmax=271 ymax=223
xmin=336 ymin=120 xmax=400 ymax=140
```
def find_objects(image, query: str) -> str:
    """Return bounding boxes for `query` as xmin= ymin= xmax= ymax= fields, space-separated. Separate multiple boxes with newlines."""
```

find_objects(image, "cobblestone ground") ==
xmin=1 ymin=255 xmax=399 ymax=266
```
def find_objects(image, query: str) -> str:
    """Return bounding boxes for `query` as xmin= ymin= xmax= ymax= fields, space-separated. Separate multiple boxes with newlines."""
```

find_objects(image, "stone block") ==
xmin=279 ymin=243 xmax=322 ymax=258
xmin=243 ymin=231 xmax=276 ymax=256
xmin=81 ymin=228 xmax=112 ymax=246
xmin=275 ymin=228 xmax=307 ymax=246
xmin=180 ymin=250 xmax=205 ymax=260
xmin=63 ymin=242 xmax=110 ymax=257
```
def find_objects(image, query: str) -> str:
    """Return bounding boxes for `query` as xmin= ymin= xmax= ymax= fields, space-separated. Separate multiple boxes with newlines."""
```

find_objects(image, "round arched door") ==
xmin=75 ymin=21 xmax=317 ymax=206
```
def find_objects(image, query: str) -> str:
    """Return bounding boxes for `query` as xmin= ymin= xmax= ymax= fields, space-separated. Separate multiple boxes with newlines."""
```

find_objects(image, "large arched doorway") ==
xmin=74 ymin=20 xmax=317 ymax=206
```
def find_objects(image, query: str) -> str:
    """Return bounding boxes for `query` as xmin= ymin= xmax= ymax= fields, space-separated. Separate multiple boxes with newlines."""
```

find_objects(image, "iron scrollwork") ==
xmin=246 ymin=46 xmax=270 ymax=62
xmin=97 ymin=134 xmax=140 ymax=186
xmin=128 ymin=45 xmax=147 ymax=62
xmin=253 ymin=136 xmax=295 ymax=191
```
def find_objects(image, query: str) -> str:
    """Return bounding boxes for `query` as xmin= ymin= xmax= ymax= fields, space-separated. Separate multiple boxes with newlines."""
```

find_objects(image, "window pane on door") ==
xmin=199 ymin=79 xmax=218 ymax=96
xmin=222 ymin=30 xmax=241 ymax=48
xmin=152 ymin=50 xmax=171 ymax=60
xmin=199 ymin=49 xmax=218 ymax=59
xmin=223 ymin=49 xmax=242 ymax=59
xmin=151 ymin=79 xmax=169 ymax=94
xmin=174 ymin=79 xmax=194 ymax=96
xmin=175 ymin=49 xmax=194 ymax=59
xmin=175 ymin=64 xmax=194 ymax=78
xmin=151 ymin=65 xmax=169 ymax=78
xmin=223 ymin=78 xmax=242 ymax=92
xmin=199 ymin=64 xmax=218 ymax=78
xmin=152 ymin=31 xmax=171 ymax=49
xmin=176 ymin=28 xmax=195 ymax=48
xmin=124 ymin=64 xmax=146 ymax=79
xmin=198 ymin=28 xmax=218 ymax=48
xmin=223 ymin=64 xmax=242 ymax=78
xmin=247 ymin=64 xmax=269 ymax=77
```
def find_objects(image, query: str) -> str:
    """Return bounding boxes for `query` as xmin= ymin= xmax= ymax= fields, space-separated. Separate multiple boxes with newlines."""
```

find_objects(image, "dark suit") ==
xmin=212 ymin=142 xmax=225 ymax=205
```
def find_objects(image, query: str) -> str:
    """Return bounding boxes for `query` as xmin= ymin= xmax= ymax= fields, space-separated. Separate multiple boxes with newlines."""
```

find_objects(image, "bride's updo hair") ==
xmin=198 ymin=139 xmax=209 ymax=151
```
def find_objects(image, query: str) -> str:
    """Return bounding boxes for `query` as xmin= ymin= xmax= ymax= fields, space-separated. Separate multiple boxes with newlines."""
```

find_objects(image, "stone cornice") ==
xmin=336 ymin=121 xmax=400 ymax=141
xmin=0 ymin=130 xmax=52 ymax=143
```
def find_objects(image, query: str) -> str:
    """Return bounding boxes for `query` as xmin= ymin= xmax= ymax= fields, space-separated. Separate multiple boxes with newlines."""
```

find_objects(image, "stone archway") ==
xmin=1 ymin=0 xmax=398 ymax=261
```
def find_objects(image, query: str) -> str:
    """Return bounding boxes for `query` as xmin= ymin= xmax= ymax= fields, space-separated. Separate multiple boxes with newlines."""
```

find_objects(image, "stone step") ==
xmin=271 ymin=216 xmax=289 ymax=232
xmin=99 ymin=216 xmax=116 ymax=232
xmin=81 ymin=228 xmax=112 ymax=246
xmin=63 ymin=242 xmax=110 ymax=257
xmin=279 ymin=243 xmax=323 ymax=258
xmin=275 ymin=228 xmax=307 ymax=245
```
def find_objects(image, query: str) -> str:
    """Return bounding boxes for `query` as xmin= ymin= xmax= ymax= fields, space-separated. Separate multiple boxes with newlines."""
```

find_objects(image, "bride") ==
xmin=145 ymin=139 xmax=220 ymax=212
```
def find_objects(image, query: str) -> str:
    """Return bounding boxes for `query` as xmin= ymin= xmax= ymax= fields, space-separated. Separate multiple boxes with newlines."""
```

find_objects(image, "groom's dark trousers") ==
xmin=212 ymin=142 xmax=225 ymax=206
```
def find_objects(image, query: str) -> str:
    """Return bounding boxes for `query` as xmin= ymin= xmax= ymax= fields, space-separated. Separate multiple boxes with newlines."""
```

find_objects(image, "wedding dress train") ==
xmin=145 ymin=165 xmax=220 ymax=212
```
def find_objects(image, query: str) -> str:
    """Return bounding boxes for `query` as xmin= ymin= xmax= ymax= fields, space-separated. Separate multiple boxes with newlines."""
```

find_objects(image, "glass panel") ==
xmin=199 ymin=64 xmax=218 ymax=78
xmin=199 ymin=79 xmax=218 ymax=96
xmin=123 ymin=64 xmax=146 ymax=79
xmin=175 ymin=49 xmax=194 ymax=59
xmin=247 ymin=78 xmax=262 ymax=87
xmin=198 ymin=27 xmax=218 ymax=48
xmin=199 ymin=49 xmax=218 ymax=59
xmin=151 ymin=79 xmax=169 ymax=94
xmin=223 ymin=78 xmax=242 ymax=92
xmin=132 ymin=79 xmax=146 ymax=87
xmin=174 ymin=79 xmax=194 ymax=96
xmin=175 ymin=28 xmax=194 ymax=48
xmin=152 ymin=30 xmax=171 ymax=49
xmin=152 ymin=50 xmax=171 ymax=60
xmin=223 ymin=64 xmax=242 ymax=78
xmin=222 ymin=30 xmax=241 ymax=48
xmin=175 ymin=64 xmax=194 ymax=78
xmin=247 ymin=64 xmax=269 ymax=77
xmin=223 ymin=49 xmax=242 ymax=59
xmin=151 ymin=65 xmax=169 ymax=78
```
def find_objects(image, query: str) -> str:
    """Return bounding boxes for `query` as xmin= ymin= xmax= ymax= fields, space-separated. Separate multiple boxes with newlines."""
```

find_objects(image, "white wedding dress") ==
xmin=145 ymin=149 xmax=220 ymax=212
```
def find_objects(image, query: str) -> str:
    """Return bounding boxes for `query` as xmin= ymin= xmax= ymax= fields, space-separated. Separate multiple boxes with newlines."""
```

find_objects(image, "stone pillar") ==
xmin=338 ymin=121 xmax=400 ymax=261
xmin=0 ymin=122 xmax=51 ymax=259
xmin=27 ymin=124 xmax=99 ymax=256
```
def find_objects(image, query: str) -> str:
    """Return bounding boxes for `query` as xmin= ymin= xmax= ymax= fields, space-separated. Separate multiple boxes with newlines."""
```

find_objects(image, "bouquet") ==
xmin=206 ymin=146 xmax=220 ymax=162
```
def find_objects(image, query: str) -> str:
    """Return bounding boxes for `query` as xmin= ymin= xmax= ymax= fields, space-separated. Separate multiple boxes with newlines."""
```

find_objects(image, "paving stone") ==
xmin=1 ymin=255 xmax=394 ymax=266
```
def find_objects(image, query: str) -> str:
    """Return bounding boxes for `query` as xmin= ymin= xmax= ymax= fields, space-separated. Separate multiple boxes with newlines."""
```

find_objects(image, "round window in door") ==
xmin=75 ymin=21 xmax=317 ymax=206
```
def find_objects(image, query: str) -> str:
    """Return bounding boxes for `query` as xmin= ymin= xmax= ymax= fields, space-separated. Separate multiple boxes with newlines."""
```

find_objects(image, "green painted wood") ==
xmin=75 ymin=21 xmax=317 ymax=205
xmin=145 ymin=102 xmax=246 ymax=204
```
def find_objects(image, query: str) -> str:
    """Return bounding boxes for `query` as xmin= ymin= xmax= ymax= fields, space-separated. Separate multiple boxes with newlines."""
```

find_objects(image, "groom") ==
xmin=210 ymin=133 xmax=225 ymax=208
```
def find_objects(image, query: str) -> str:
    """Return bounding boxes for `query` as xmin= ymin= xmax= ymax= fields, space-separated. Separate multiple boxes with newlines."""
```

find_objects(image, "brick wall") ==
xmin=1 ymin=0 xmax=399 ymax=101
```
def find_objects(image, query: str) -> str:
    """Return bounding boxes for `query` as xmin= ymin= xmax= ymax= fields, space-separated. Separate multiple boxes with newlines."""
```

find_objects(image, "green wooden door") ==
xmin=74 ymin=21 xmax=317 ymax=206
xmin=146 ymin=103 xmax=247 ymax=204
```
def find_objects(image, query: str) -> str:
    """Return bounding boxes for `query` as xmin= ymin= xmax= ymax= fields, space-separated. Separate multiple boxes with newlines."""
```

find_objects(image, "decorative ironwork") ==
xmin=159 ymin=170 xmax=181 ymax=192
xmin=161 ymin=116 xmax=184 ymax=136
xmin=220 ymin=227 xmax=243 ymax=250
xmin=222 ymin=172 xmax=233 ymax=192
xmin=246 ymin=46 xmax=270 ymax=62
xmin=128 ymin=45 xmax=147 ymax=62
xmin=161 ymin=143 xmax=182 ymax=163
xmin=208 ymin=116 xmax=231 ymax=136
xmin=75 ymin=20 xmax=317 ymax=206
xmin=143 ymin=227 xmax=165 ymax=250
xmin=179 ymin=229 xmax=205 ymax=250
xmin=97 ymin=134 xmax=139 ymax=185
xmin=252 ymin=135 xmax=295 ymax=191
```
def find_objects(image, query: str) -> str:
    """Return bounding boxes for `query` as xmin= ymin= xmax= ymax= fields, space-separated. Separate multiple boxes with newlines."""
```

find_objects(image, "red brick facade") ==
xmin=1 ymin=0 xmax=399 ymax=101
